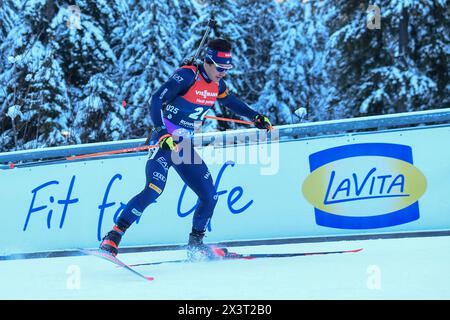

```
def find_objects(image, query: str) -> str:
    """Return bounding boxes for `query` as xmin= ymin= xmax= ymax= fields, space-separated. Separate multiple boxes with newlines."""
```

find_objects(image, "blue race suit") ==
xmin=116 ymin=64 xmax=258 ymax=232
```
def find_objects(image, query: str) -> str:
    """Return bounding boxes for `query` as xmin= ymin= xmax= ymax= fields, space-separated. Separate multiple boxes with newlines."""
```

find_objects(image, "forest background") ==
xmin=0 ymin=0 xmax=448 ymax=152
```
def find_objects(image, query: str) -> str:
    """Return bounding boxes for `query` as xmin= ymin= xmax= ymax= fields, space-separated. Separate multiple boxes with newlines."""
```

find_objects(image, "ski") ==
xmin=128 ymin=248 xmax=363 ymax=267
xmin=78 ymin=248 xmax=154 ymax=282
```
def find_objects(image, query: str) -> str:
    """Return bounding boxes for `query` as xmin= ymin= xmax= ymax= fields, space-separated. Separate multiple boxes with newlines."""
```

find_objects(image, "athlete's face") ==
xmin=203 ymin=61 xmax=231 ymax=83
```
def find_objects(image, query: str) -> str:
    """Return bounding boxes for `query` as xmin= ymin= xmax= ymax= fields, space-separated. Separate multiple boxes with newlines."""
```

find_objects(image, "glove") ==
xmin=254 ymin=114 xmax=272 ymax=131
xmin=154 ymin=126 xmax=178 ymax=151
xmin=159 ymin=134 xmax=178 ymax=151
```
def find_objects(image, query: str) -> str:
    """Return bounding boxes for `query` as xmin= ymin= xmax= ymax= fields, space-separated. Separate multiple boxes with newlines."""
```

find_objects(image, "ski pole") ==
xmin=204 ymin=115 xmax=273 ymax=131
xmin=66 ymin=116 xmax=270 ymax=161
xmin=204 ymin=115 xmax=254 ymax=125
xmin=66 ymin=116 xmax=248 ymax=161
xmin=66 ymin=144 xmax=158 ymax=161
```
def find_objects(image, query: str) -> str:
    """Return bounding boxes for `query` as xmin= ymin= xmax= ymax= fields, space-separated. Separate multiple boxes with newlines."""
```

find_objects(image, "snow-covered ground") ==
xmin=1 ymin=235 xmax=449 ymax=300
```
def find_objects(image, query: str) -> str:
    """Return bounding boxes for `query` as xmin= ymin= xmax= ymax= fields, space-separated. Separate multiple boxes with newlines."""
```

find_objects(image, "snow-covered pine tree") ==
xmin=175 ymin=0 xmax=200 ymax=48
xmin=355 ymin=0 xmax=441 ymax=115
xmin=300 ymin=0 xmax=337 ymax=122
xmin=118 ymin=1 xmax=185 ymax=138
xmin=0 ymin=0 xmax=70 ymax=151
xmin=48 ymin=1 xmax=127 ymax=144
xmin=321 ymin=0 xmax=383 ymax=119
xmin=253 ymin=0 xmax=291 ymax=126
xmin=72 ymin=73 xmax=125 ymax=143
xmin=256 ymin=0 xmax=331 ymax=124
xmin=0 ymin=0 xmax=18 ymax=150
xmin=49 ymin=1 xmax=117 ymax=88
xmin=384 ymin=0 xmax=449 ymax=111
xmin=0 ymin=0 xmax=19 ymax=42
xmin=236 ymin=0 xmax=282 ymax=106
xmin=80 ymin=0 xmax=130 ymax=54
xmin=324 ymin=0 xmax=445 ymax=118
xmin=0 ymin=0 xmax=21 ymax=145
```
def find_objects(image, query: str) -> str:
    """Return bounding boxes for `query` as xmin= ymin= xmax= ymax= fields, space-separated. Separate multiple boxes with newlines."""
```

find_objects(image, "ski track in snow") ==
xmin=1 ymin=236 xmax=449 ymax=299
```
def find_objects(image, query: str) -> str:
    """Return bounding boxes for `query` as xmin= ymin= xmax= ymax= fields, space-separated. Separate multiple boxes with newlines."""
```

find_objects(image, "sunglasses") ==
xmin=206 ymin=55 xmax=233 ymax=73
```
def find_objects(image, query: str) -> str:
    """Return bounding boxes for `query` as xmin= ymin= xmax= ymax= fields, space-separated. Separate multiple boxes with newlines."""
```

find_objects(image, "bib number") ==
xmin=189 ymin=107 xmax=206 ymax=120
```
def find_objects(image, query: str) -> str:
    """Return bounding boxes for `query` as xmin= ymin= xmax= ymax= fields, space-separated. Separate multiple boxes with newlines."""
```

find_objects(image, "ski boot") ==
xmin=187 ymin=229 xmax=226 ymax=262
xmin=99 ymin=225 xmax=125 ymax=256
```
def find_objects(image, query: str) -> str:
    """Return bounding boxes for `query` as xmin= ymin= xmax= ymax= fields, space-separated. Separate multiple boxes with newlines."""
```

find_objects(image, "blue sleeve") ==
xmin=217 ymin=80 xmax=259 ymax=120
xmin=149 ymin=68 xmax=196 ymax=127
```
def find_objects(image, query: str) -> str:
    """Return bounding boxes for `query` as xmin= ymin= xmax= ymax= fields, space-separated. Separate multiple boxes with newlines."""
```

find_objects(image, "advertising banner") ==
xmin=1 ymin=125 xmax=449 ymax=254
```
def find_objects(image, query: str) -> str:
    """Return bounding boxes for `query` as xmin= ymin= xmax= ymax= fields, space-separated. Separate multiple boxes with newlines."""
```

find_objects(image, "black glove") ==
xmin=254 ymin=114 xmax=272 ymax=131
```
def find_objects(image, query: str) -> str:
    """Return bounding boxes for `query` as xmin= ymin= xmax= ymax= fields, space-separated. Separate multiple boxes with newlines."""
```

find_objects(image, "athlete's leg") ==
xmin=173 ymin=147 xmax=218 ymax=233
xmin=100 ymin=147 xmax=172 ymax=255
xmin=116 ymin=148 xmax=172 ymax=228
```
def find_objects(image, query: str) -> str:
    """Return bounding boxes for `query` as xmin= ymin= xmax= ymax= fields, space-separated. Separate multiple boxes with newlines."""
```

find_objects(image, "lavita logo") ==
xmin=302 ymin=143 xmax=427 ymax=229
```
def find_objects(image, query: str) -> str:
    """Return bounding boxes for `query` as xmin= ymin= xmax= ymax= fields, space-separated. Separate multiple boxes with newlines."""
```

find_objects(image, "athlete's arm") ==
xmin=216 ymin=80 xmax=259 ymax=120
xmin=149 ymin=68 xmax=196 ymax=127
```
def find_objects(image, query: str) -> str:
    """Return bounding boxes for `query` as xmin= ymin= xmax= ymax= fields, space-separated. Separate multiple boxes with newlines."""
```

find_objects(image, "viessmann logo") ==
xmin=301 ymin=143 xmax=427 ymax=229
xmin=195 ymin=89 xmax=218 ymax=99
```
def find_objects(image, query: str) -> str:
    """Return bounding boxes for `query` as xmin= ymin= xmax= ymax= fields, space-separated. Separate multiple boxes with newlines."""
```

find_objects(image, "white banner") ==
xmin=1 ymin=125 xmax=449 ymax=254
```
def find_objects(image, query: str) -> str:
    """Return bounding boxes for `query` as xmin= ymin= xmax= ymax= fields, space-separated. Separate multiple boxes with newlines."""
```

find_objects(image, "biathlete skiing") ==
xmin=99 ymin=37 xmax=272 ymax=261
